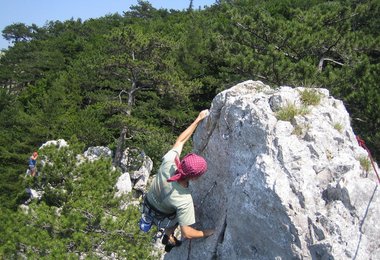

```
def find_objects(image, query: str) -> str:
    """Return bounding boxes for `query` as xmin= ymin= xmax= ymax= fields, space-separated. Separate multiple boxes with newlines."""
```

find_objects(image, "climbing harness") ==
xmin=356 ymin=136 xmax=380 ymax=184
xmin=139 ymin=194 xmax=176 ymax=241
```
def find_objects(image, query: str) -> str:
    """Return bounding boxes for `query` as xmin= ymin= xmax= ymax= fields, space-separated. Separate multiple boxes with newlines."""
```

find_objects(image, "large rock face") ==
xmin=165 ymin=81 xmax=379 ymax=259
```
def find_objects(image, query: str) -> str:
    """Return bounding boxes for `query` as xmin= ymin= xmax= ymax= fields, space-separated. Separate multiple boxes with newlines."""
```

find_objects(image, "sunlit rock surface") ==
xmin=165 ymin=80 xmax=379 ymax=260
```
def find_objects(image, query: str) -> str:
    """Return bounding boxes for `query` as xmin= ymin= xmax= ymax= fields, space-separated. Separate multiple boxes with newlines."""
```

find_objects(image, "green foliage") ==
xmin=292 ymin=123 xmax=310 ymax=137
xmin=333 ymin=122 xmax=344 ymax=133
xmin=276 ymin=103 xmax=309 ymax=121
xmin=299 ymin=89 xmax=322 ymax=106
xmin=2 ymin=23 xmax=39 ymax=43
xmin=358 ymin=156 xmax=371 ymax=173
xmin=0 ymin=0 xmax=379 ymax=256
xmin=0 ymin=142 xmax=154 ymax=258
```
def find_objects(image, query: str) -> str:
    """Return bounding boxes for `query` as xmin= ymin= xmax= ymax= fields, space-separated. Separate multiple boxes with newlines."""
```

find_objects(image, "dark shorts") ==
xmin=142 ymin=197 xmax=177 ymax=229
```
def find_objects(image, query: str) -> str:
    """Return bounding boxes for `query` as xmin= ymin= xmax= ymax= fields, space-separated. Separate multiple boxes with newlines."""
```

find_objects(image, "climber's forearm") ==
xmin=174 ymin=119 xmax=201 ymax=148
xmin=172 ymin=110 xmax=209 ymax=152
xmin=180 ymin=225 xmax=214 ymax=239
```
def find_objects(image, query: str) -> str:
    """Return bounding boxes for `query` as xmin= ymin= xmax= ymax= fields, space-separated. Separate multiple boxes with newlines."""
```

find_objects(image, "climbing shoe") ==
xmin=162 ymin=234 xmax=182 ymax=251
xmin=165 ymin=244 xmax=175 ymax=252
xmin=161 ymin=234 xmax=169 ymax=245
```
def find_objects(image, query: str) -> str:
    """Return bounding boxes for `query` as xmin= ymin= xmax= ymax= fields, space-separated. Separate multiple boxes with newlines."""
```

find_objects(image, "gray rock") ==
xmin=83 ymin=146 xmax=112 ymax=162
xmin=114 ymin=172 xmax=133 ymax=198
xmin=131 ymin=156 xmax=153 ymax=193
xmin=120 ymin=148 xmax=153 ymax=193
xmin=19 ymin=204 xmax=30 ymax=214
xmin=25 ymin=188 xmax=44 ymax=204
xmin=120 ymin=148 xmax=145 ymax=172
xmin=165 ymin=80 xmax=379 ymax=260
xmin=40 ymin=139 xmax=68 ymax=149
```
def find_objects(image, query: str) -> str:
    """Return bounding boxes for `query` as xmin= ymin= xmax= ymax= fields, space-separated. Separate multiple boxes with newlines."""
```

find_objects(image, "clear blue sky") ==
xmin=0 ymin=0 xmax=216 ymax=50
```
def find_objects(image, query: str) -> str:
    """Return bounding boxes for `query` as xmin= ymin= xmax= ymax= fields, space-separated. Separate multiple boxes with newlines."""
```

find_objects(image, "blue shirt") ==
xmin=29 ymin=157 xmax=36 ymax=166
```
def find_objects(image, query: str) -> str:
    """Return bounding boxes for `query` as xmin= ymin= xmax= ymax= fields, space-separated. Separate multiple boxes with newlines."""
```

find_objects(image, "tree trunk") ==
xmin=114 ymin=126 xmax=128 ymax=168
xmin=127 ymin=81 xmax=138 ymax=115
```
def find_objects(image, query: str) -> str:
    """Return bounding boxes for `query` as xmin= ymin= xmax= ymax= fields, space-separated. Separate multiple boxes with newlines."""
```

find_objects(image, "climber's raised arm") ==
xmin=172 ymin=109 xmax=209 ymax=155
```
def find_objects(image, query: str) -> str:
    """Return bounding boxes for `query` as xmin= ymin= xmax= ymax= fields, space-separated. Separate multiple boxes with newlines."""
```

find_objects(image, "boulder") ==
xmin=165 ymin=80 xmax=379 ymax=260
xmin=114 ymin=172 xmax=133 ymax=198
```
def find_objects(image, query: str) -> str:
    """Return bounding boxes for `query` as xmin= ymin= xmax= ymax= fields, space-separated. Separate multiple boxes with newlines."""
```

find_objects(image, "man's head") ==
xmin=167 ymin=153 xmax=207 ymax=182
xmin=32 ymin=151 xmax=38 ymax=158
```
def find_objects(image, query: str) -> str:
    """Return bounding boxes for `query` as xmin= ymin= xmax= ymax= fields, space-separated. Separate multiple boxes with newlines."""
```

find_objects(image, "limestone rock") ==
xmin=83 ymin=146 xmax=112 ymax=162
xmin=19 ymin=204 xmax=30 ymax=214
xmin=40 ymin=139 xmax=68 ymax=149
xmin=120 ymin=148 xmax=145 ymax=172
xmin=25 ymin=188 xmax=44 ymax=204
xmin=165 ymin=80 xmax=379 ymax=260
xmin=120 ymin=148 xmax=153 ymax=193
xmin=130 ymin=155 xmax=153 ymax=193
xmin=114 ymin=172 xmax=133 ymax=198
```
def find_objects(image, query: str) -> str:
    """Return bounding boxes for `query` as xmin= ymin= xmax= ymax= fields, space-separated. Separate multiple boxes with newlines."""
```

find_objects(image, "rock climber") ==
xmin=28 ymin=151 xmax=38 ymax=177
xmin=145 ymin=109 xmax=214 ymax=252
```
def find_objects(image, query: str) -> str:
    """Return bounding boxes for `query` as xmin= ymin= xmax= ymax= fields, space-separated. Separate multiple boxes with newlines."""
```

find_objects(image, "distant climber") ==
xmin=28 ymin=151 xmax=38 ymax=177
xmin=140 ymin=109 xmax=214 ymax=252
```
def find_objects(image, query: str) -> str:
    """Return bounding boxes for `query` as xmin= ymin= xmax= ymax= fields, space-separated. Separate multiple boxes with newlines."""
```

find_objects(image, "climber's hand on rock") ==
xmin=197 ymin=109 xmax=209 ymax=122
xmin=203 ymin=229 xmax=214 ymax=238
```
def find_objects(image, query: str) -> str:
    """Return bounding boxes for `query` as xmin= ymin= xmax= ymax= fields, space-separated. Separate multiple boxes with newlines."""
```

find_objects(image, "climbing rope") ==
xmin=197 ymin=181 xmax=217 ymax=209
xmin=356 ymin=136 xmax=380 ymax=184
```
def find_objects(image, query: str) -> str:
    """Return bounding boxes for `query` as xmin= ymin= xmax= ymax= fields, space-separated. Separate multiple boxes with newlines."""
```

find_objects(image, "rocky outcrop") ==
xmin=24 ymin=188 xmax=44 ymax=204
xmin=83 ymin=146 xmax=113 ymax=162
xmin=123 ymin=149 xmax=152 ymax=193
xmin=165 ymin=80 xmax=379 ymax=260
xmin=40 ymin=139 xmax=68 ymax=149
xmin=24 ymin=141 xmax=152 ymax=204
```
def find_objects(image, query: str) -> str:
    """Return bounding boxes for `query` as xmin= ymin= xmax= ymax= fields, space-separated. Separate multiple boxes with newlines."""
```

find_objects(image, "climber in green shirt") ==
xmin=146 ymin=109 xmax=214 ymax=251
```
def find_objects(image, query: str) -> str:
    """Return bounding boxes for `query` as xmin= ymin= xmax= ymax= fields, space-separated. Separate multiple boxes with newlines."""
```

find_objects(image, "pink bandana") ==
xmin=167 ymin=153 xmax=207 ymax=182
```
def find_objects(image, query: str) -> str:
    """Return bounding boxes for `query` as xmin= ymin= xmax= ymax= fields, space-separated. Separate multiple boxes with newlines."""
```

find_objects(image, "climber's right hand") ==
xmin=203 ymin=229 xmax=214 ymax=238
xmin=196 ymin=109 xmax=209 ymax=122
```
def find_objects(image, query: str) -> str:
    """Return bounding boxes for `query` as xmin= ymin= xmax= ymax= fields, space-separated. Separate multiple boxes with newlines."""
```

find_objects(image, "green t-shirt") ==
xmin=147 ymin=148 xmax=195 ymax=226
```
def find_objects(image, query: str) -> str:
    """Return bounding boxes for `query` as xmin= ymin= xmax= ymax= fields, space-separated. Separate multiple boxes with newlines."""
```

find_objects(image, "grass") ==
xmin=292 ymin=125 xmax=304 ymax=136
xmin=299 ymin=89 xmax=322 ymax=106
xmin=276 ymin=103 xmax=309 ymax=121
xmin=359 ymin=156 xmax=371 ymax=173
xmin=292 ymin=123 xmax=310 ymax=137
xmin=326 ymin=149 xmax=333 ymax=161
xmin=333 ymin=122 xmax=343 ymax=133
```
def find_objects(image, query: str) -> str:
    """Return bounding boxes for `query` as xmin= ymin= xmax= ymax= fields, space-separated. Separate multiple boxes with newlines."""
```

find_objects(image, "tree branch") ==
xmin=236 ymin=22 xmax=299 ymax=60
xmin=118 ymin=90 xmax=129 ymax=104
xmin=318 ymin=57 xmax=344 ymax=72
